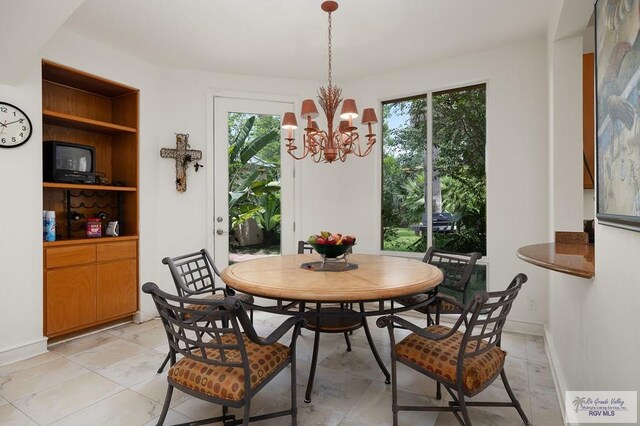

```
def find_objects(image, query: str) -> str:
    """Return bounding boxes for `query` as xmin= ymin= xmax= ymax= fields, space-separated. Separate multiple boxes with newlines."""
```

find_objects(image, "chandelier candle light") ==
xmin=281 ymin=1 xmax=377 ymax=163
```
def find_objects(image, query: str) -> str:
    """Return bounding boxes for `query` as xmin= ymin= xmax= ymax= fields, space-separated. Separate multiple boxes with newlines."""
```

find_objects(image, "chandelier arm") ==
xmin=352 ymin=136 xmax=375 ymax=158
xmin=287 ymin=146 xmax=309 ymax=160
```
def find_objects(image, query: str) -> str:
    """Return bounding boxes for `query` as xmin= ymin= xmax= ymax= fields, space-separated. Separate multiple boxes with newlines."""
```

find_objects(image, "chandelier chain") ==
xmin=328 ymin=11 xmax=332 ymax=89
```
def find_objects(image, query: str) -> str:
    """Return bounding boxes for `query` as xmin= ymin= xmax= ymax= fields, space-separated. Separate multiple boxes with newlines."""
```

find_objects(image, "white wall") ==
xmin=0 ymin=27 xmax=322 ymax=362
xmin=334 ymin=39 xmax=551 ymax=326
xmin=0 ymin=28 xmax=162 ymax=363
xmin=151 ymin=68 xmax=319 ymax=318
xmin=0 ymin=67 xmax=46 ymax=361
xmin=546 ymin=0 xmax=640 ymax=411
xmin=551 ymin=36 xmax=584 ymax=232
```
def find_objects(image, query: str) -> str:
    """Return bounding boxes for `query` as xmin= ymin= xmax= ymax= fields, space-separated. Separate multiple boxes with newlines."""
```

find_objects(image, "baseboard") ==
xmin=134 ymin=310 xmax=156 ymax=323
xmin=0 ymin=337 xmax=48 ymax=367
xmin=544 ymin=325 xmax=568 ymax=422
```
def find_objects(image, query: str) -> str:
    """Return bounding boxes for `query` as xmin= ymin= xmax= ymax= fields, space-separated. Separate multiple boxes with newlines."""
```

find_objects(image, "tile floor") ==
xmin=0 ymin=311 xmax=564 ymax=425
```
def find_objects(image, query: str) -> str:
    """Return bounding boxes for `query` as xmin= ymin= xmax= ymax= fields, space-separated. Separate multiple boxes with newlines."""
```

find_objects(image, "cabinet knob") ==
xmin=216 ymin=229 xmax=224 ymax=235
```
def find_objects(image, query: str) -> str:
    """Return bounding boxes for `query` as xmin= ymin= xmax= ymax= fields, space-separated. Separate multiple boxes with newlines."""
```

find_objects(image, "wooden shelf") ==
xmin=43 ymin=110 xmax=137 ymax=134
xmin=42 ymin=60 xmax=139 ymax=338
xmin=43 ymin=235 xmax=139 ymax=248
xmin=42 ymin=60 xmax=136 ymax=98
xmin=517 ymin=243 xmax=595 ymax=279
xmin=43 ymin=182 xmax=136 ymax=192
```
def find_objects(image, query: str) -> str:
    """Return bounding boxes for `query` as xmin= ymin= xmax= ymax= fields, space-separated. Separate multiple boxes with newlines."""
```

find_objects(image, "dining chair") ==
xmin=156 ymin=248 xmax=255 ymax=373
xmin=377 ymin=273 xmax=530 ymax=426
xmin=394 ymin=246 xmax=481 ymax=325
xmin=144 ymin=282 xmax=305 ymax=426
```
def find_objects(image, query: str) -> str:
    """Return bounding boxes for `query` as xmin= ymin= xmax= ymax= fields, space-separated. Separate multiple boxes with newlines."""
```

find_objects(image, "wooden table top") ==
xmin=517 ymin=243 xmax=595 ymax=279
xmin=221 ymin=254 xmax=443 ymax=302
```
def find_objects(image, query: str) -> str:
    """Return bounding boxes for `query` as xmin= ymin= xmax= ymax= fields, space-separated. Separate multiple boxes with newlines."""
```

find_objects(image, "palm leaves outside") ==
xmin=381 ymin=86 xmax=486 ymax=255
xmin=228 ymin=113 xmax=282 ymax=248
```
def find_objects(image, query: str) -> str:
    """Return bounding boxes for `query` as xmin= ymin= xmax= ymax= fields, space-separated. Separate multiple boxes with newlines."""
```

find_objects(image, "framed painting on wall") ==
xmin=595 ymin=0 xmax=640 ymax=230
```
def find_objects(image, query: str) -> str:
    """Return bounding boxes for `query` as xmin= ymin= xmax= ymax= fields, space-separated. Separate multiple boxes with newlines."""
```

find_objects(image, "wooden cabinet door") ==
xmin=583 ymin=53 xmax=595 ymax=189
xmin=46 ymin=265 xmax=97 ymax=335
xmin=96 ymin=260 xmax=137 ymax=321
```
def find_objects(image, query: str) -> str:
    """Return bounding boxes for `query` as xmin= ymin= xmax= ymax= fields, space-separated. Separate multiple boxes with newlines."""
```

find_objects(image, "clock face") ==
xmin=0 ymin=102 xmax=33 ymax=148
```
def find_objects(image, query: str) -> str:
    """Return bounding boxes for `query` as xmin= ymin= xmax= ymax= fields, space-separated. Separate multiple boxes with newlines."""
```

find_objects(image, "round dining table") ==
xmin=221 ymin=253 xmax=443 ymax=302
xmin=220 ymin=253 xmax=443 ymax=402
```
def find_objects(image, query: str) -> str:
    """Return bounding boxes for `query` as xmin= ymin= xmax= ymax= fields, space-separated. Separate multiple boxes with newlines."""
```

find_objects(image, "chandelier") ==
xmin=281 ymin=1 xmax=377 ymax=163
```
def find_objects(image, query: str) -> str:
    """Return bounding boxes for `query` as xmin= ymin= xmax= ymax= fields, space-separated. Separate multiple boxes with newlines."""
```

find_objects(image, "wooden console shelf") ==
xmin=517 ymin=243 xmax=595 ymax=279
xmin=44 ymin=235 xmax=138 ymax=248
xmin=43 ymin=110 xmax=137 ymax=134
xmin=43 ymin=182 xmax=137 ymax=192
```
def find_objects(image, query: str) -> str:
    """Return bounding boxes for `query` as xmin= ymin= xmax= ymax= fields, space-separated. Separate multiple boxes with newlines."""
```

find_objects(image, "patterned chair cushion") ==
xmin=438 ymin=296 xmax=461 ymax=313
xmin=168 ymin=333 xmax=290 ymax=401
xmin=395 ymin=325 xmax=505 ymax=394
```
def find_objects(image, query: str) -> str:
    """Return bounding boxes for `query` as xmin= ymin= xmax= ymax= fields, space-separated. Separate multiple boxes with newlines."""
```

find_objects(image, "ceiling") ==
xmin=63 ymin=0 xmax=559 ymax=82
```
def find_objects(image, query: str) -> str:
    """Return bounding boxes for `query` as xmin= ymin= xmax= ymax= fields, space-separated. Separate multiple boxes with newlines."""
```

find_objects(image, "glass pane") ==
xmin=432 ymin=85 xmax=487 ymax=255
xmin=227 ymin=112 xmax=281 ymax=264
xmin=381 ymin=97 xmax=428 ymax=252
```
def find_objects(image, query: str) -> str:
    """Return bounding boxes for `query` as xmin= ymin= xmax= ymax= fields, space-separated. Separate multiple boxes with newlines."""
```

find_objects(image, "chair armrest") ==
xmin=245 ymin=316 xmax=307 ymax=346
xmin=183 ymin=285 xmax=227 ymax=297
xmin=376 ymin=315 xmax=461 ymax=341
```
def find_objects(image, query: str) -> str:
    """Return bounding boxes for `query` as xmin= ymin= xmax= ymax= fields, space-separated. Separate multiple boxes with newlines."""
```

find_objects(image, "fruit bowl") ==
xmin=307 ymin=232 xmax=356 ymax=259
xmin=308 ymin=242 xmax=355 ymax=259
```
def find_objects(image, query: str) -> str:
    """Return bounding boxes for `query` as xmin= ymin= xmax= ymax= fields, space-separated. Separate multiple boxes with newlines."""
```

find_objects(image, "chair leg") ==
xmin=457 ymin=386 xmax=472 ymax=426
xmin=436 ymin=382 xmax=442 ymax=400
xmin=242 ymin=401 xmax=250 ymax=426
xmin=362 ymin=316 xmax=391 ymax=384
xmin=291 ymin=357 xmax=298 ymax=425
xmin=156 ymin=384 xmax=173 ymax=425
xmin=501 ymin=369 xmax=531 ymax=425
xmin=443 ymin=387 xmax=466 ymax=426
xmin=343 ymin=332 xmax=352 ymax=351
xmin=390 ymin=352 xmax=399 ymax=426
xmin=304 ymin=328 xmax=321 ymax=403
xmin=250 ymin=308 xmax=254 ymax=323
xmin=157 ymin=352 xmax=170 ymax=374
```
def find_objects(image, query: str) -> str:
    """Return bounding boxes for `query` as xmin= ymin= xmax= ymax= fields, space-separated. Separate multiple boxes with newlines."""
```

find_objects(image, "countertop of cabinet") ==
xmin=517 ymin=243 xmax=594 ymax=279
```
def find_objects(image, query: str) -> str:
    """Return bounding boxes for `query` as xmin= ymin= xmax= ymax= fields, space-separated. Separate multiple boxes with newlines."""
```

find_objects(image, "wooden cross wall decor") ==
xmin=160 ymin=133 xmax=203 ymax=192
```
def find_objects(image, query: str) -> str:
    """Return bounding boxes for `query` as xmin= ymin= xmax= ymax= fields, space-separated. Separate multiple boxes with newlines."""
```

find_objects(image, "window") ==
xmin=381 ymin=85 xmax=487 ymax=295
xmin=381 ymin=84 xmax=487 ymax=254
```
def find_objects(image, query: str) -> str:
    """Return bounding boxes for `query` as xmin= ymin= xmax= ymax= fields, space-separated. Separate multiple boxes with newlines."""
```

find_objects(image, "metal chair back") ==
xmin=297 ymin=240 xmax=314 ymax=254
xmin=162 ymin=249 xmax=224 ymax=297
xmin=458 ymin=273 xmax=527 ymax=360
xmin=424 ymin=247 xmax=481 ymax=303
xmin=143 ymin=282 xmax=253 ymax=375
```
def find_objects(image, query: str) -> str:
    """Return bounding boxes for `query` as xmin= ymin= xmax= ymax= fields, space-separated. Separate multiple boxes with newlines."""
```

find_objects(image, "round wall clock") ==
xmin=0 ymin=102 xmax=33 ymax=148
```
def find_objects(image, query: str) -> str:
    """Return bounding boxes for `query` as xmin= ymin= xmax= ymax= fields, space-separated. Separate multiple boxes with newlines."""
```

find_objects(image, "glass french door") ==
xmin=212 ymin=97 xmax=294 ymax=268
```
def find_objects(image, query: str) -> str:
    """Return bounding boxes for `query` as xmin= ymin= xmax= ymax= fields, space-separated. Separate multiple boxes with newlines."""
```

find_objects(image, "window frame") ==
xmin=379 ymin=83 xmax=488 ymax=262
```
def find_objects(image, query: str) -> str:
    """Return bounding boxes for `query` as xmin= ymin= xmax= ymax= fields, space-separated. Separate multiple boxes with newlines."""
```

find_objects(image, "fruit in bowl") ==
xmin=307 ymin=232 xmax=356 ymax=258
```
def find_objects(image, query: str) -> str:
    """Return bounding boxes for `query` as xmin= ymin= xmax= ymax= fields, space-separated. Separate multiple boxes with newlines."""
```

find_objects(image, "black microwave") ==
xmin=43 ymin=141 xmax=96 ymax=184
